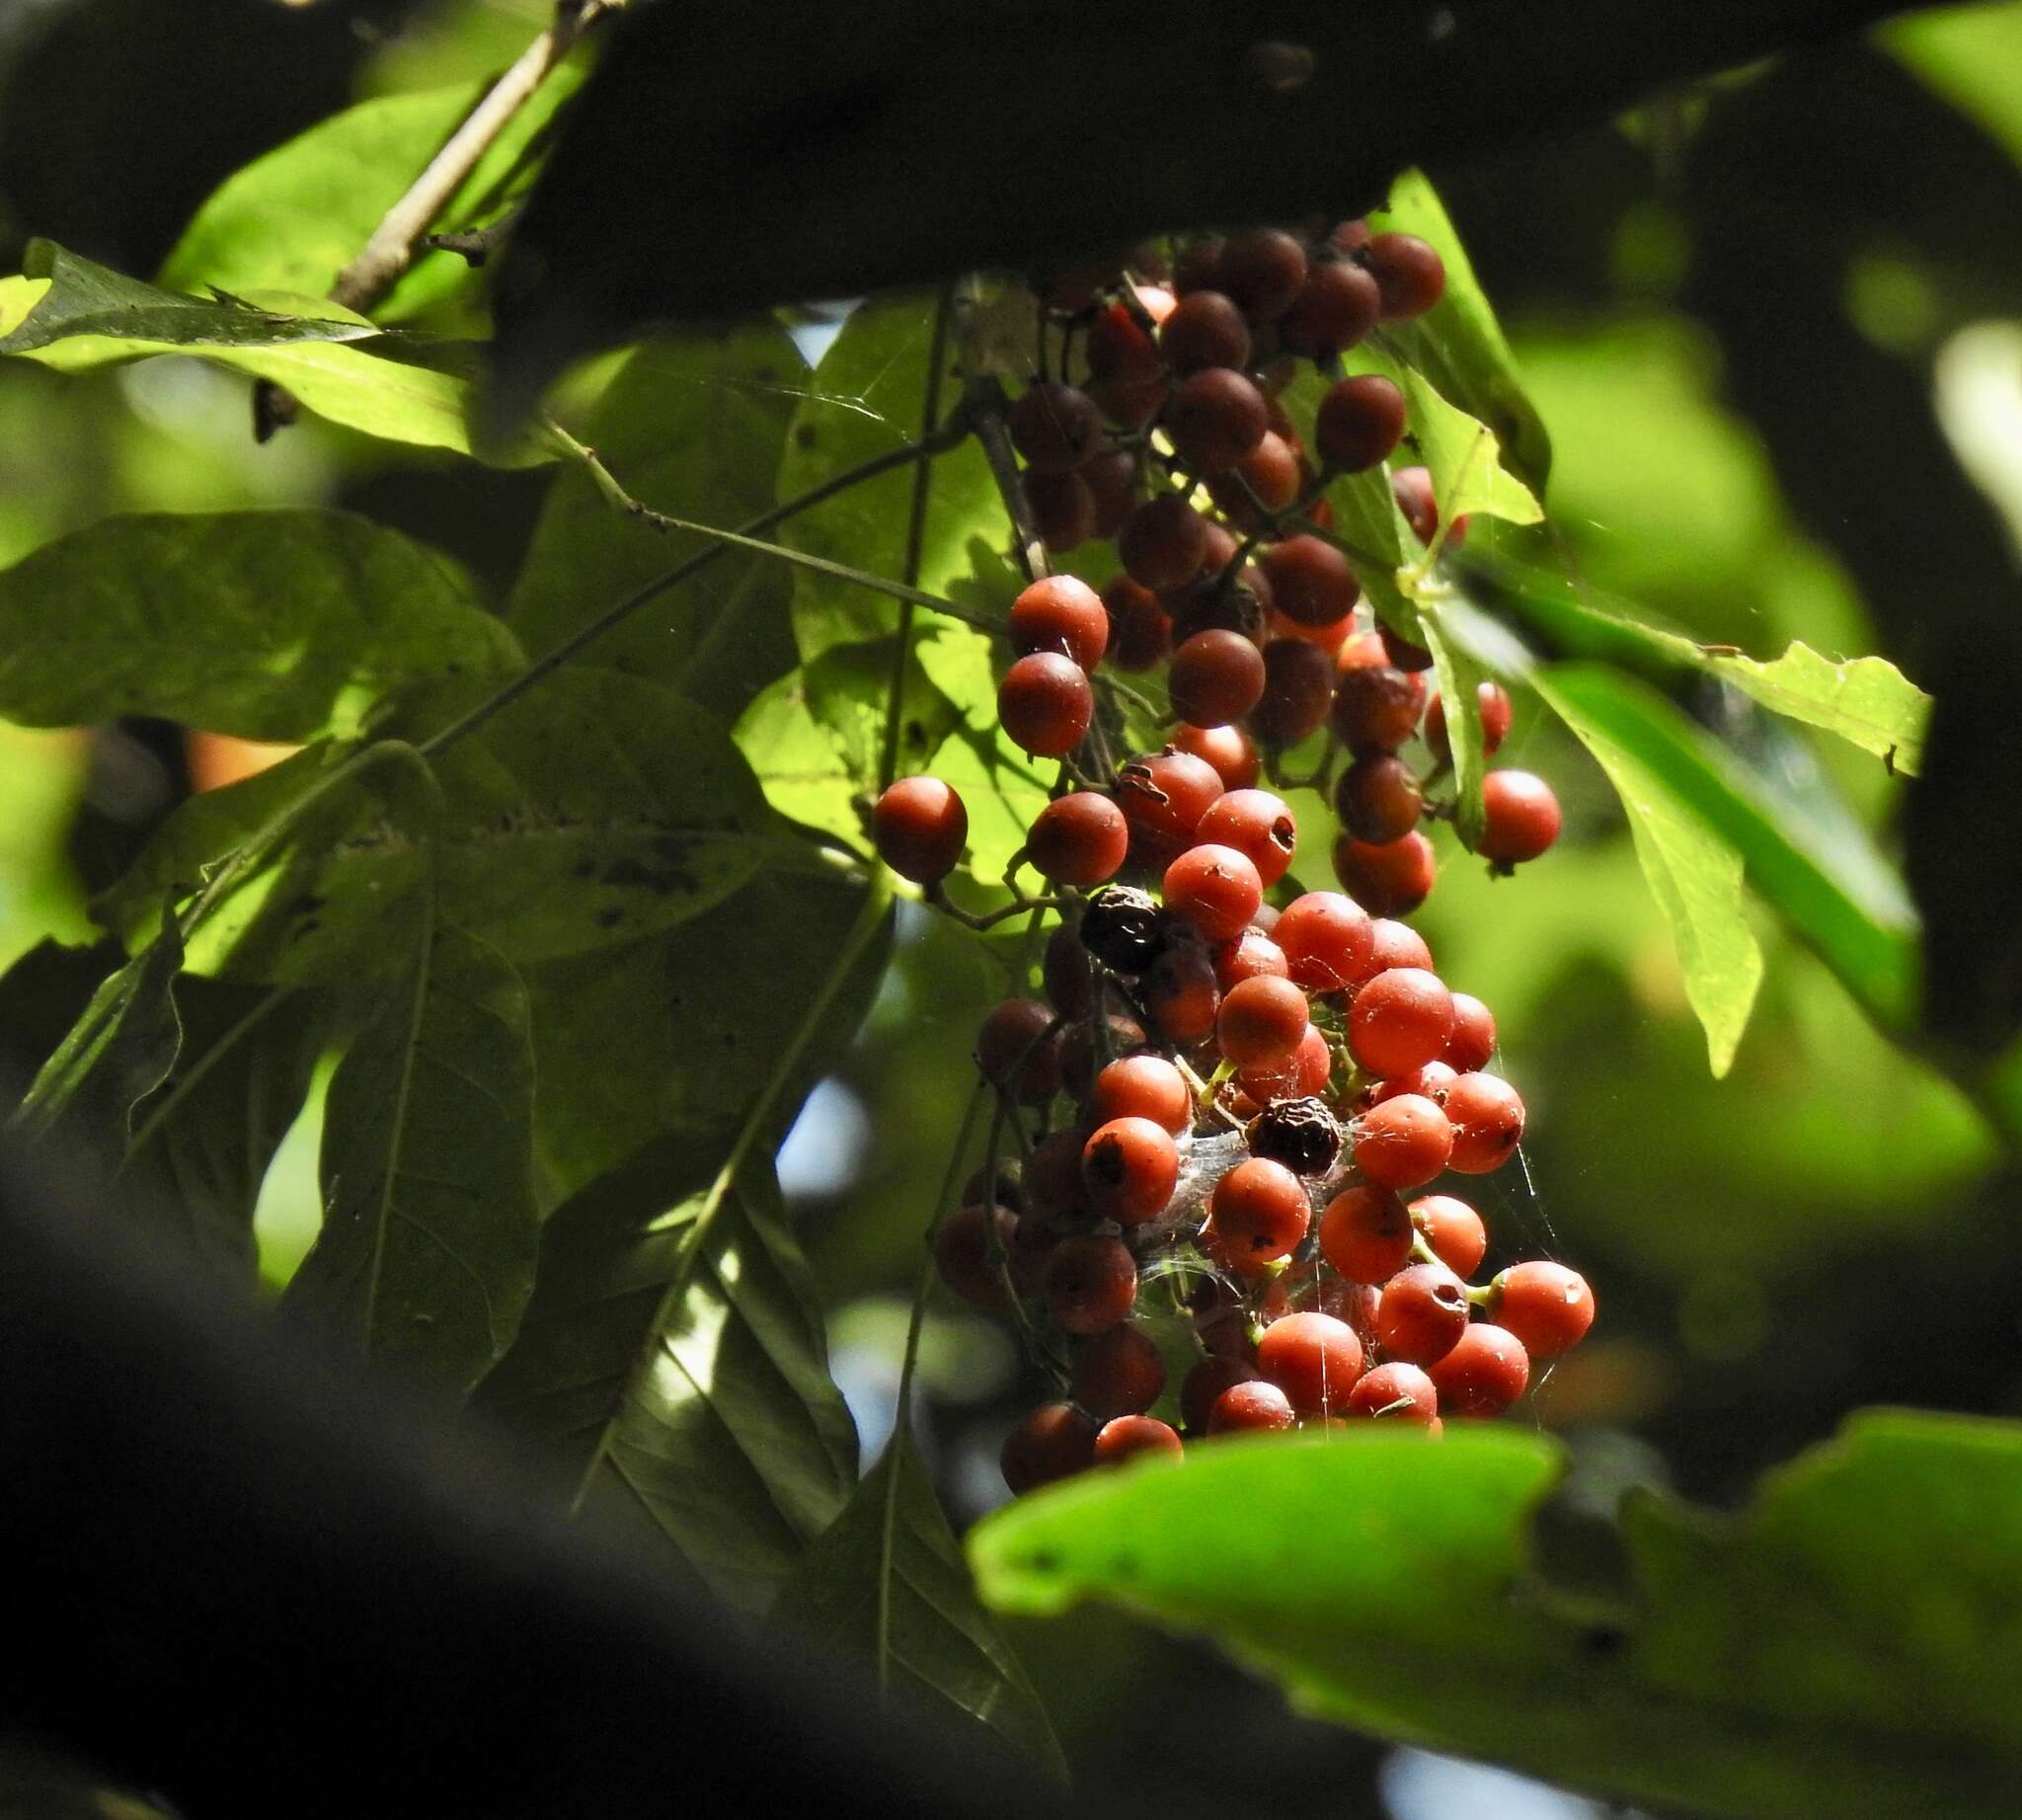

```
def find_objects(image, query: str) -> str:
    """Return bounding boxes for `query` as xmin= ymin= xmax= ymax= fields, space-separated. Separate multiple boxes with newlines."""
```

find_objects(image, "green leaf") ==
xmin=912 ymin=622 xmax=1050 ymax=887
xmin=777 ymin=1429 xmax=1066 ymax=1776
xmin=1 ymin=244 xmax=556 ymax=463
xmin=157 ymin=68 xmax=588 ymax=329
xmin=286 ymin=910 xmax=538 ymax=1390
xmin=477 ymin=1140 xmax=859 ymax=1611
xmin=1388 ymin=360 xmax=1543 ymax=530
xmin=1417 ymin=607 xmax=1491 ymax=849
xmin=506 ymin=327 xmax=806 ymax=717
xmin=777 ymin=292 xmax=1007 ymax=665
xmin=122 ymin=982 xmax=330 ymax=1276
xmin=1535 ymin=668 xmax=1764 ymax=1073
xmin=0 ymin=510 xmax=520 ymax=740
xmin=1534 ymin=665 xmax=1918 ymax=1034
xmin=1367 ymin=169 xmax=1552 ymax=492
xmin=972 ymin=1412 xmax=2022 ymax=1820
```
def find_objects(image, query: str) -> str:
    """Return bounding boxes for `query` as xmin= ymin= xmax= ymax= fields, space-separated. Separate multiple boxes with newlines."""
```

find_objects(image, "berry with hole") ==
xmin=1374 ymin=1263 xmax=1471 ymax=1364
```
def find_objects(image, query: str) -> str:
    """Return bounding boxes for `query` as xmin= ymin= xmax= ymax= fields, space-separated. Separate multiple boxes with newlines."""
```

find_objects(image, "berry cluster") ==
xmin=871 ymin=218 xmax=1592 ymax=1494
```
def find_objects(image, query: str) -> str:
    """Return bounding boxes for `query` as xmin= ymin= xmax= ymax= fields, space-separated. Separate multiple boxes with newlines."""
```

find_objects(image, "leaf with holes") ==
xmin=777 ymin=1428 xmax=1066 ymax=1777
xmin=285 ymin=911 xmax=538 ymax=1390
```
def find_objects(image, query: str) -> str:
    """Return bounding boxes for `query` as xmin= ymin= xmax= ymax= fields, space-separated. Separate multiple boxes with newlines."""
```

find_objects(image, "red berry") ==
xmin=1214 ymin=927 xmax=1289 ymax=989
xmin=1059 ymin=1013 xmax=1150 ymax=1102
xmin=1314 ymin=373 xmax=1406 ymax=472
xmin=1171 ymin=722 xmax=1261 ymax=791
xmin=1046 ymin=1233 xmax=1139 ymax=1334
xmin=1319 ymin=1184 xmax=1414 ymax=1283
xmin=1169 ymin=629 xmax=1267 ymax=727
xmin=1391 ymin=464 xmax=1439 ymax=544
xmin=1216 ymin=974 xmax=1311 ymax=1068
xmin=1427 ymin=1323 xmax=1530 ymax=1417
xmin=1173 ymin=235 xmax=1227 ymax=294
xmin=1120 ymin=494 xmax=1210 ymax=591
xmin=1008 ymin=575 xmax=1109 ymax=671
xmin=1042 ymin=925 xmax=1094 ymax=1018
xmin=1182 ymin=1356 xmax=1259 ymax=1432
xmin=1332 ymin=831 xmax=1437 ymax=918
xmin=1279 ymin=258 xmax=1381 ymax=357
xmin=1219 ymin=228 xmax=1309 ymax=323
xmin=1367 ymin=1060 xmax=1456 ymax=1106
xmin=1257 ymin=1310 xmax=1364 ymax=1414
xmin=1093 ymin=1414 xmax=1184 ymax=1464
xmin=1001 ymin=1401 xmax=1098 ymax=1492
xmin=1206 ymin=1379 xmax=1295 ymax=1434
xmin=1492 ymin=1262 xmax=1595 ymax=1360
xmin=1024 ymin=1126 xmax=1091 ymax=1219
xmin=1091 ymin=1054 xmax=1193 ymax=1136
xmin=1028 ymin=791 xmax=1129 ymax=887
xmin=1349 ymin=967 xmax=1456 ymax=1078
xmin=1102 ymin=575 xmax=1171 ymax=672
xmin=1379 ymin=624 xmax=1435 ymax=673
xmin=1374 ymin=1263 xmax=1471 ymax=1365
xmin=1208 ymin=1157 xmax=1311 ymax=1271
xmin=1081 ymin=1116 xmax=1181 ymax=1225
xmin=1442 ymin=991 xmax=1496 ymax=1070
xmin=1345 ymin=1361 xmax=1439 ymax=1424
xmin=1361 ymin=233 xmax=1447 ymax=320
xmin=1166 ymin=367 xmax=1270 ymax=472
xmin=1367 ymin=918 xmax=1434 ymax=975
xmin=1410 ymin=1194 xmax=1487 ymax=1277
xmin=975 ymin=998 xmax=1060 ymax=1104
xmin=1442 ymin=1071 xmax=1525 ymax=1173
xmin=934 ymin=1203 xmax=1019 ymax=1308
xmin=1331 ymin=664 xmax=1427 ymax=754
xmin=1083 ymin=447 xmax=1140 ymax=539
xmin=1140 ymin=936 xmax=1221 ymax=1044
xmin=1115 ymin=748 xmax=1223 ymax=869
xmin=1159 ymin=289 xmax=1253 ymax=374
xmin=1353 ymin=1092 xmax=1453 ymax=1190
xmin=873 ymin=775 xmax=969 ymax=883
xmin=1023 ymin=468 xmax=1096 ymax=552
xmin=1334 ymin=753 xmax=1424 ymax=844
xmin=1249 ymin=639 xmax=1336 ymax=748
xmin=999 ymin=652 xmax=1094 ymax=755
xmin=1480 ymin=770 xmax=1562 ymax=867
xmin=1008 ymin=380 xmax=1103 ymax=473
xmin=1195 ymin=788 xmax=1297 ymax=888
xmin=1163 ymin=842 xmax=1264 ymax=942
xmin=1087 ymin=300 xmax=1162 ymax=381
xmin=1425 ymin=681 xmax=1513 ymax=762
xmin=1236 ymin=1021 xmax=1331 ymax=1106
xmin=1259 ymin=535 xmax=1359 ymax=628
xmin=1275 ymin=891 xmax=1375 ymax=992
xmin=1072 ymin=1323 xmax=1169 ymax=1419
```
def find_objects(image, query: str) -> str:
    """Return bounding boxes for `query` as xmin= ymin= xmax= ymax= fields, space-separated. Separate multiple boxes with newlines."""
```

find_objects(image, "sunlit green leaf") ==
xmin=1417 ymin=606 xmax=1491 ymax=849
xmin=1710 ymin=643 xmax=1929 ymax=775
xmin=1388 ymin=361 xmax=1543 ymax=530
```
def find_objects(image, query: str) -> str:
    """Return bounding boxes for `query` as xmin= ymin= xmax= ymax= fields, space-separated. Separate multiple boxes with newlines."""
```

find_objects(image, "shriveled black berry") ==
xmin=1080 ymin=886 xmax=1165 ymax=974
xmin=1248 ymin=1095 xmax=1345 ymax=1176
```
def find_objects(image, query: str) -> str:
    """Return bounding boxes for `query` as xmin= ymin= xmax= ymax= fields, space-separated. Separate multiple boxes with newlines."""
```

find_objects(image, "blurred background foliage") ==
xmin=1 ymin=3 xmax=2019 ymax=1816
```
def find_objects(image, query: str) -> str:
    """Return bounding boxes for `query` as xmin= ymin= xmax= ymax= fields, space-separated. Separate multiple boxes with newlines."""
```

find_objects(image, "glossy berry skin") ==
xmin=1314 ymin=373 xmax=1407 ymax=473
xmin=1166 ymin=367 xmax=1270 ymax=473
xmin=1219 ymin=228 xmax=1309 ymax=322
xmin=1071 ymin=1323 xmax=1169 ymax=1419
xmin=933 ymin=1203 xmax=1019 ymax=1308
xmin=1279 ymin=258 xmax=1382 ymax=357
xmin=1093 ymin=1415 xmax=1185 ymax=1465
xmin=1361 ymin=232 xmax=1447 ymax=319
xmin=1182 ymin=1356 xmax=1260 ymax=1432
xmin=1257 ymin=1311 xmax=1364 ymax=1415
xmin=1120 ymin=494 xmax=1210 ymax=590
xmin=1331 ymin=663 xmax=1427 ymax=754
xmin=1001 ymin=1401 xmax=1098 ymax=1493
xmin=1216 ymin=974 xmax=1311 ymax=1068
xmin=1027 ymin=792 xmax=1129 ymax=887
xmin=1391 ymin=463 xmax=1439 ymax=544
xmin=1172 ymin=722 xmax=1261 ymax=791
xmin=1353 ymin=1092 xmax=1453 ymax=1190
xmin=1208 ymin=1157 xmax=1312 ymax=1272
xmin=1425 ymin=680 xmax=1513 ymax=761
xmin=1442 ymin=1070 xmax=1525 ymax=1173
xmin=1214 ymin=927 xmax=1289 ymax=989
xmin=1159 ymin=289 xmax=1253 ymax=374
xmin=1007 ymin=575 xmax=1110 ymax=671
xmin=1163 ymin=843 xmax=1264 ymax=942
xmin=1332 ymin=831 xmax=1437 ymax=918
xmin=1367 ymin=918 xmax=1434 ymax=975
xmin=1250 ymin=639 xmax=1336 ymax=748
xmin=1045 ymin=1233 xmax=1138 ymax=1335
xmin=1334 ymin=753 xmax=1424 ymax=844
xmin=1091 ymin=1054 xmax=1193 ymax=1137
xmin=974 ymin=998 xmax=1060 ymax=1105
xmin=873 ymin=775 xmax=969 ymax=884
xmin=1275 ymin=891 xmax=1375 ymax=993
xmin=1141 ymin=937 xmax=1221 ymax=1045
xmin=1349 ymin=967 xmax=1456 ymax=1078
xmin=1318 ymin=1184 xmax=1414 ymax=1283
xmin=1374 ymin=1263 xmax=1471 ymax=1365
xmin=1260 ymin=534 xmax=1359 ymax=627
xmin=1080 ymin=1117 xmax=1181 ymax=1227
xmin=1492 ymin=1261 xmax=1595 ymax=1360
xmin=1238 ymin=1022 xmax=1331 ymax=1106
xmin=999 ymin=652 xmax=1094 ymax=755
xmin=1410 ymin=1195 xmax=1488 ymax=1277
xmin=1428 ymin=1323 xmax=1530 ymax=1417
xmin=1206 ymin=1379 xmax=1296 ymax=1434
xmin=1103 ymin=575 xmax=1171 ymax=671
xmin=1442 ymin=992 xmax=1497 ymax=1070
xmin=1169 ymin=628 xmax=1267 ymax=727
xmin=1008 ymin=380 xmax=1103 ymax=473
xmin=1197 ymin=789 xmax=1297 ymax=887
xmin=1367 ymin=1059 xmax=1456 ymax=1106
xmin=1346 ymin=1361 xmax=1439 ymax=1424
xmin=1115 ymin=748 xmax=1223 ymax=868
xmin=1480 ymin=769 xmax=1563 ymax=866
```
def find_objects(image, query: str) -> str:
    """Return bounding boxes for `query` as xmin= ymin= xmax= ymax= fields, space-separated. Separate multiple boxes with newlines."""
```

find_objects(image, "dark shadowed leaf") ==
xmin=285 ymin=910 xmax=538 ymax=1390
xmin=972 ymin=1412 xmax=2022 ymax=1820
xmin=778 ymin=1428 xmax=1066 ymax=1777
xmin=0 ymin=511 xmax=519 ymax=740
